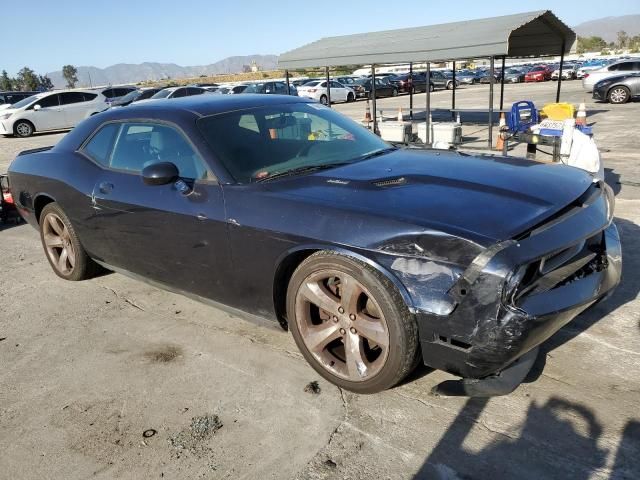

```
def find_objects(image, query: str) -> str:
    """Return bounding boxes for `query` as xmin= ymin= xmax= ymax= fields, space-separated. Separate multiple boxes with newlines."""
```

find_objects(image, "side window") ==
xmin=187 ymin=87 xmax=204 ymax=96
xmin=109 ymin=123 xmax=208 ymax=180
xmin=59 ymin=92 xmax=87 ymax=105
xmin=82 ymin=123 xmax=120 ymax=166
xmin=172 ymin=88 xmax=187 ymax=98
xmin=608 ymin=64 xmax=619 ymax=71
xmin=83 ymin=93 xmax=98 ymax=101
xmin=618 ymin=62 xmax=634 ymax=71
xmin=35 ymin=94 xmax=59 ymax=108
xmin=330 ymin=81 xmax=342 ymax=89
xmin=114 ymin=88 xmax=133 ymax=97
xmin=101 ymin=88 xmax=116 ymax=98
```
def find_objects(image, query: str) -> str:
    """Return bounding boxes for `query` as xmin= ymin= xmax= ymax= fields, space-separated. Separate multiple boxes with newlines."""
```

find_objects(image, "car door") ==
xmin=30 ymin=93 xmax=65 ymax=130
xmin=58 ymin=92 xmax=91 ymax=127
xmin=330 ymin=81 xmax=347 ymax=101
xmin=89 ymin=121 xmax=233 ymax=301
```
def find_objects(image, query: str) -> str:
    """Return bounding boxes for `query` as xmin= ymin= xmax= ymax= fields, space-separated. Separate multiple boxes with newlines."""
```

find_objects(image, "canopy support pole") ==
xmin=285 ymin=69 xmax=291 ymax=95
xmin=325 ymin=66 xmax=331 ymax=107
xmin=556 ymin=42 xmax=566 ymax=102
xmin=499 ymin=57 xmax=505 ymax=110
xmin=426 ymin=62 xmax=431 ymax=146
xmin=451 ymin=61 xmax=456 ymax=119
xmin=371 ymin=65 xmax=378 ymax=135
xmin=488 ymin=57 xmax=495 ymax=148
xmin=409 ymin=62 xmax=413 ymax=120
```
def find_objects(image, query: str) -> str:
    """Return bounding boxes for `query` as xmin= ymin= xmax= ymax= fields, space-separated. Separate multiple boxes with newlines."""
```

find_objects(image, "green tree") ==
xmin=577 ymin=36 xmax=608 ymax=54
xmin=38 ymin=75 xmax=54 ymax=91
xmin=62 ymin=64 xmax=79 ymax=88
xmin=16 ymin=67 xmax=39 ymax=91
xmin=616 ymin=30 xmax=629 ymax=49
xmin=0 ymin=70 xmax=13 ymax=90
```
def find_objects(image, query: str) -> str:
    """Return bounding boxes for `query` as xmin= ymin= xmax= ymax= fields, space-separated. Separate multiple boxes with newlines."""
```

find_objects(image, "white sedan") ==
xmin=296 ymin=80 xmax=356 ymax=105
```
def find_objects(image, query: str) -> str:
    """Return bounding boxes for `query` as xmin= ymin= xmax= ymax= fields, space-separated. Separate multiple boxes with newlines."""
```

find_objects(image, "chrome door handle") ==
xmin=196 ymin=213 xmax=207 ymax=221
xmin=98 ymin=182 xmax=114 ymax=194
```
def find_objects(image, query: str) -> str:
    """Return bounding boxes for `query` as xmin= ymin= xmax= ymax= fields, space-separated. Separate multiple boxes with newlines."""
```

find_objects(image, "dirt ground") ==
xmin=1 ymin=81 xmax=639 ymax=479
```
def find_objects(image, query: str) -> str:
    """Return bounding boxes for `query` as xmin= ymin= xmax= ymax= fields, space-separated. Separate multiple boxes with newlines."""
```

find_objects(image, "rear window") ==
xmin=83 ymin=123 xmax=120 ymax=166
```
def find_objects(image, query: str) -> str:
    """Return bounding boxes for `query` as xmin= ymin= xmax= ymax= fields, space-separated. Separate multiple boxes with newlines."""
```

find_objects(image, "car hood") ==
xmin=268 ymin=150 xmax=594 ymax=246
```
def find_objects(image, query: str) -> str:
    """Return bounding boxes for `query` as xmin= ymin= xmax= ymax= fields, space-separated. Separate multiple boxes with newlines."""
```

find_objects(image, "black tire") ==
xmin=446 ymin=81 xmax=454 ymax=90
xmin=14 ymin=120 xmax=35 ymax=138
xmin=346 ymin=92 xmax=355 ymax=103
xmin=608 ymin=86 xmax=630 ymax=104
xmin=287 ymin=251 xmax=419 ymax=394
xmin=429 ymin=83 xmax=435 ymax=92
xmin=319 ymin=95 xmax=328 ymax=106
xmin=391 ymin=88 xmax=398 ymax=97
xmin=39 ymin=203 xmax=98 ymax=281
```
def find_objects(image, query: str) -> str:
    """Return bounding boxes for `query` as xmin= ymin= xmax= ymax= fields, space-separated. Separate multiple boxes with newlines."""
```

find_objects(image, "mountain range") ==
xmin=573 ymin=15 xmax=640 ymax=43
xmin=45 ymin=55 xmax=279 ymax=88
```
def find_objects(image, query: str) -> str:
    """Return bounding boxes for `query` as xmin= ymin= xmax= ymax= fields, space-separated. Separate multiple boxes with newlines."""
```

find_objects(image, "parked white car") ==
xmin=0 ymin=90 xmax=109 ymax=137
xmin=582 ymin=59 xmax=640 ymax=92
xmin=551 ymin=65 xmax=578 ymax=80
xmin=296 ymin=80 xmax=355 ymax=105
xmin=146 ymin=86 xmax=209 ymax=101
xmin=576 ymin=64 xmax=605 ymax=80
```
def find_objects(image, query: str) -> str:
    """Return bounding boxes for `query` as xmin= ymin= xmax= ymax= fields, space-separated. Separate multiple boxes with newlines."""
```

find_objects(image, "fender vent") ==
xmin=373 ymin=177 xmax=406 ymax=187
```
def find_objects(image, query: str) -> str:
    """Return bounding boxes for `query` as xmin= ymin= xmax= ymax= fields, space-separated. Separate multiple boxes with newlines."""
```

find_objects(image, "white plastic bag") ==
xmin=566 ymin=129 xmax=604 ymax=182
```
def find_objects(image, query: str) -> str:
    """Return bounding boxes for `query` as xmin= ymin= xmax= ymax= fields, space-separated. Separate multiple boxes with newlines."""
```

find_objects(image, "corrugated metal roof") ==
xmin=279 ymin=10 xmax=576 ymax=69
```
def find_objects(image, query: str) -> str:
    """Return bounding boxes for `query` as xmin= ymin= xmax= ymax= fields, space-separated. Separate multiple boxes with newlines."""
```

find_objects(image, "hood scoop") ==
xmin=373 ymin=177 xmax=407 ymax=188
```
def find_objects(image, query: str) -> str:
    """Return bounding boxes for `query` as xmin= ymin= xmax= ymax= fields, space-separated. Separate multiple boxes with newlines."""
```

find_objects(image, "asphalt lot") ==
xmin=1 ymin=81 xmax=639 ymax=479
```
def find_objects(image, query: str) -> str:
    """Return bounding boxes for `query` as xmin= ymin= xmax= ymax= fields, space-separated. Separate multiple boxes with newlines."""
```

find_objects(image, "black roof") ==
xmin=119 ymin=94 xmax=309 ymax=117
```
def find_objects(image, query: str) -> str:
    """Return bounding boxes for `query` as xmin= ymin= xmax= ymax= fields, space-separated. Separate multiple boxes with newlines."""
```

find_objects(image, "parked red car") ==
xmin=525 ymin=65 xmax=553 ymax=82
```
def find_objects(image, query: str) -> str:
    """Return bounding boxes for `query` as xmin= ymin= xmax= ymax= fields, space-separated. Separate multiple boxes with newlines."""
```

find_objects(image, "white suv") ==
xmin=582 ymin=60 xmax=640 ymax=92
xmin=0 ymin=90 xmax=109 ymax=137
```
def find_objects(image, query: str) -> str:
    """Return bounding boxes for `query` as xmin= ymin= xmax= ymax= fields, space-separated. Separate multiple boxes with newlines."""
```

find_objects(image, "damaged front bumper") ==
xmin=415 ymin=183 xmax=622 ymax=379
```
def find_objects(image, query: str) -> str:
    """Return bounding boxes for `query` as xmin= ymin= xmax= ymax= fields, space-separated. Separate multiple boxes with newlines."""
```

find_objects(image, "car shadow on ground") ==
xmin=526 ymin=216 xmax=639 ymax=382
xmin=412 ymin=395 xmax=639 ymax=479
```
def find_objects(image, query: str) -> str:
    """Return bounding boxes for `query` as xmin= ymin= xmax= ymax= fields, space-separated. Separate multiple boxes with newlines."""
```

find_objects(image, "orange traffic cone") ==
xmin=364 ymin=100 xmax=372 ymax=124
xmin=397 ymin=107 xmax=404 ymax=122
xmin=576 ymin=102 xmax=587 ymax=127
xmin=495 ymin=112 xmax=506 ymax=151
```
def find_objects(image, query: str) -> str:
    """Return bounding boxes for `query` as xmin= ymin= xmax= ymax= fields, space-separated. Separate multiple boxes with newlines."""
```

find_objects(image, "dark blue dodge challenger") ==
xmin=8 ymin=95 xmax=621 ymax=395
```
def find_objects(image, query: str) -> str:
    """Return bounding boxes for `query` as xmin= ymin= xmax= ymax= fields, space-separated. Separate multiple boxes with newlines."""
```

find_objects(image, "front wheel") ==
xmin=429 ymin=84 xmax=435 ymax=92
xmin=608 ymin=86 xmax=630 ymax=104
xmin=287 ymin=252 xmax=419 ymax=393
xmin=39 ymin=203 xmax=98 ymax=281
xmin=14 ymin=120 xmax=34 ymax=138
xmin=319 ymin=95 xmax=328 ymax=105
xmin=346 ymin=92 xmax=355 ymax=102
xmin=391 ymin=88 xmax=398 ymax=97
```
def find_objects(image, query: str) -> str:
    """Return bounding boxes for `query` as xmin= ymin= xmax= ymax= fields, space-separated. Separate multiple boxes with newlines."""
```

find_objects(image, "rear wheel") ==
xmin=391 ymin=88 xmax=398 ymax=97
xmin=39 ymin=203 xmax=98 ymax=281
xmin=319 ymin=95 xmax=328 ymax=105
xmin=346 ymin=92 xmax=355 ymax=102
xmin=608 ymin=86 xmax=630 ymax=104
xmin=14 ymin=120 xmax=34 ymax=138
xmin=287 ymin=252 xmax=418 ymax=393
xmin=429 ymin=83 xmax=435 ymax=92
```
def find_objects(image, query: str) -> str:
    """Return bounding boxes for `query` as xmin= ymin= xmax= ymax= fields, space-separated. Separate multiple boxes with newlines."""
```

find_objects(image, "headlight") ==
xmin=0 ymin=113 xmax=12 ymax=121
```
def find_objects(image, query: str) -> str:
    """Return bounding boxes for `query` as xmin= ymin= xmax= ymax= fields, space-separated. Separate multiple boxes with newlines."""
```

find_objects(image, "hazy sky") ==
xmin=3 ymin=0 xmax=639 ymax=75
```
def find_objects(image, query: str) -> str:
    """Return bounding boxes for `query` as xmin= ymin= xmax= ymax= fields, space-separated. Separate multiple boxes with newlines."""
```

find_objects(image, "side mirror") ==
xmin=142 ymin=162 xmax=179 ymax=186
xmin=33 ymin=104 xmax=42 ymax=111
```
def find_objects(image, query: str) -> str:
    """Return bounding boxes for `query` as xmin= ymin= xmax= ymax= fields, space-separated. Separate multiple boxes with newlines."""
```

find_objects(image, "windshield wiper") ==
xmin=255 ymin=162 xmax=352 ymax=183
xmin=354 ymin=147 xmax=397 ymax=162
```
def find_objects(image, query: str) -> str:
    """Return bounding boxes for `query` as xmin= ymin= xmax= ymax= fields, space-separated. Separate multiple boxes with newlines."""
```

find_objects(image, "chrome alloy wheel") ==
xmin=294 ymin=270 xmax=390 ymax=381
xmin=42 ymin=212 xmax=76 ymax=275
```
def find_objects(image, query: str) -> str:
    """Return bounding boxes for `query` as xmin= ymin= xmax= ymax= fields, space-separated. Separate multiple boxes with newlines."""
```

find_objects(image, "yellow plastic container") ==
xmin=540 ymin=103 xmax=575 ymax=121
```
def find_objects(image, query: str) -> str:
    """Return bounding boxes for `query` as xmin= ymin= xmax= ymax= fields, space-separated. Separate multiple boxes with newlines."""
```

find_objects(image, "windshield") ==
xmin=118 ymin=90 xmax=141 ymax=103
xmin=150 ymin=89 xmax=173 ymax=99
xmin=197 ymin=102 xmax=390 ymax=183
xmin=10 ymin=95 xmax=40 ymax=109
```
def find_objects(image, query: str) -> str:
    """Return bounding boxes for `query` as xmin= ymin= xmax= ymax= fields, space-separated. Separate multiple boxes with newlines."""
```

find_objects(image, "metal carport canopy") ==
xmin=278 ymin=10 xmax=576 ymax=69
